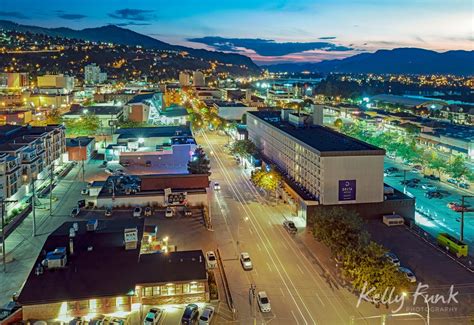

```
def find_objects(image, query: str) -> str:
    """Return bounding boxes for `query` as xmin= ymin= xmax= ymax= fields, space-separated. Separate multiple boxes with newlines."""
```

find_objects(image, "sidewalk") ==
xmin=0 ymin=164 xmax=86 ymax=305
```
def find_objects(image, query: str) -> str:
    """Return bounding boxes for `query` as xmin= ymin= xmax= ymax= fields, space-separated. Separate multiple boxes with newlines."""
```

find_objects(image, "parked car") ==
xmin=184 ymin=207 xmax=192 ymax=216
xmin=425 ymin=191 xmax=443 ymax=199
xmin=406 ymin=182 xmax=418 ymax=188
xmin=424 ymin=174 xmax=440 ymax=181
xmin=448 ymin=202 xmax=469 ymax=212
xmin=213 ymin=182 xmax=221 ymax=190
xmin=144 ymin=207 xmax=152 ymax=216
xmin=385 ymin=167 xmax=399 ymax=173
xmin=181 ymin=303 xmax=199 ymax=325
xmin=198 ymin=305 xmax=215 ymax=325
xmin=399 ymin=267 xmax=417 ymax=282
xmin=133 ymin=207 xmax=142 ymax=217
xmin=165 ymin=207 xmax=174 ymax=218
xmin=69 ymin=317 xmax=85 ymax=325
xmin=385 ymin=252 xmax=400 ymax=266
xmin=447 ymin=178 xmax=458 ymax=185
xmin=144 ymin=308 xmax=163 ymax=325
xmin=70 ymin=207 xmax=80 ymax=218
xmin=409 ymin=178 xmax=421 ymax=184
xmin=81 ymin=188 xmax=89 ymax=195
xmin=89 ymin=316 xmax=106 ymax=325
xmin=77 ymin=200 xmax=86 ymax=208
xmin=0 ymin=302 xmax=20 ymax=321
xmin=240 ymin=252 xmax=253 ymax=270
xmin=283 ymin=220 xmax=298 ymax=234
xmin=105 ymin=208 xmax=112 ymax=217
xmin=206 ymin=251 xmax=217 ymax=269
xmin=459 ymin=182 xmax=470 ymax=189
xmin=421 ymin=184 xmax=437 ymax=191
xmin=257 ymin=291 xmax=272 ymax=313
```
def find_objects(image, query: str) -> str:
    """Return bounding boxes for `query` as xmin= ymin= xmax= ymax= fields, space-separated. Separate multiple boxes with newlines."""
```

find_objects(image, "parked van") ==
xmin=382 ymin=214 xmax=404 ymax=227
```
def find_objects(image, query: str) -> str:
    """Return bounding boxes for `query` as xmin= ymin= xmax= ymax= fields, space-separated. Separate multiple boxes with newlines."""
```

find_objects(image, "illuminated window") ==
xmin=152 ymin=286 xmax=160 ymax=296
xmin=143 ymin=287 xmax=152 ymax=297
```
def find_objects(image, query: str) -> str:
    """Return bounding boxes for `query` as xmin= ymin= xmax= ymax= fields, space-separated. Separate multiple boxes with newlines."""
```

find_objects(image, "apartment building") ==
xmin=0 ymin=125 xmax=66 ymax=203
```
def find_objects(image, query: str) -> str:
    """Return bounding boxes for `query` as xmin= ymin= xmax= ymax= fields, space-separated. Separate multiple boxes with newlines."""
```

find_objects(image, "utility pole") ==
xmin=49 ymin=163 xmax=54 ymax=216
xmin=460 ymin=195 xmax=473 ymax=242
xmin=32 ymin=177 xmax=36 ymax=237
xmin=1 ymin=198 xmax=17 ymax=272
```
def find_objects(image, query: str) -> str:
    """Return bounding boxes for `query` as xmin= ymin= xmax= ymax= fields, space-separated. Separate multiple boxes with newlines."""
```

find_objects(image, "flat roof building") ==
xmin=17 ymin=218 xmax=208 ymax=322
xmin=247 ymin=110 xmax=390 ymax=223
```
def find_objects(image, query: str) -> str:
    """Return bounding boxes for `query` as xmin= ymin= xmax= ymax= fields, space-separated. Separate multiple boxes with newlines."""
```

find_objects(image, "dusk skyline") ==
xmin=1 ymin=0 xmax=472 ymax=63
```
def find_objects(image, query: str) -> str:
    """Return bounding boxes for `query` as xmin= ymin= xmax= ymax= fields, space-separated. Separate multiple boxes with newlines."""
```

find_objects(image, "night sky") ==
xmin=1 ymin=0 xmax=472 ymax=63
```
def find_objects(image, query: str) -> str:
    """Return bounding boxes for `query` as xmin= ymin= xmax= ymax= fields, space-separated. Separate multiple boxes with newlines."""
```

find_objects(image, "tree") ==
xmin=310 ymin=207 xmax=368 ymax=255
xmin=46 ymin=108 xmax=62 ymax=125
xmin=251 ymin=168 xmax=281 ymax=192
xmin=424 ymin=151 xmax=447 ymax=177
xmin=64 ymin=114 xmax=100 ymax=137
xmin=230 ymin=139 xmax=257 ymax=159
xmin=445 ymin=155 xmax=470 ymax=180
xmin=187 ymin=147 xmax=211 ymax=175
xmin=342 ymin=241 xmax=411 ymax=297
xmin=334 ymin=118 xmax=343 ymax=129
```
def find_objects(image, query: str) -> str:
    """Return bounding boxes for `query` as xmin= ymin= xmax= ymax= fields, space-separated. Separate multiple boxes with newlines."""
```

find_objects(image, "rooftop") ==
xmin=115 ymin=126 xmax=192 ymax=139
xmin=64 ymin=105 xmax=123 ymax=116
xmin=17 ymin=218 xmax=207 ymax=305
xmin=127 ymin=92 xmax=156 ymax=104
xmin=0 ymin=124 xmax=63 ymax=145
xmin=66 ymin=137 xmax=94 ymax=147
xmin=249 ymin=111 xmax=385 ymax=155
xmin=370 ymin=94 xmax=447 ymax=107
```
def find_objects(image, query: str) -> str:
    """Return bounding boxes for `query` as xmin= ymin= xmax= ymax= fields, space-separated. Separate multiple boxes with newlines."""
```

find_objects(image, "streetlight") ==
xmin=459 ymin=195 xmax=473 ymax=242
xmin=403 ymin=291 xmax=429 ymax=325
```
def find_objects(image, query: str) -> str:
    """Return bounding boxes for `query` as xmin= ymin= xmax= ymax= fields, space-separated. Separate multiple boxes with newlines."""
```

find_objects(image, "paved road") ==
xmin=198 ymin=131 xmax=389 ymax=325
xmin=383 ymin=159 xmax=474 ymax=251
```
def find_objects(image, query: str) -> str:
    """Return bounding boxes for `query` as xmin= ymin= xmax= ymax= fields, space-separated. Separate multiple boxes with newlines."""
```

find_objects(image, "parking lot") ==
xmin=367 ymin=219 xmax=474 ymax=318
xmin=383 ymin=158 xmax=474 ymax=254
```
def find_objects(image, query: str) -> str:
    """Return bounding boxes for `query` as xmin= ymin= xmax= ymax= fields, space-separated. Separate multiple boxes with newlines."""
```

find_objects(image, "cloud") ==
xmin=112 ymin=22 xmax=151 ymax=26
xmin=108 ymin=8 xmax=155 ymax=21
xmin=0 ymin=11 xmax=29 ymax=19
xmin=319 ymin=36 xmax=336 ymax=40
xmin=58 ymin=13 xmax=87 ymax=20
xmin=188 ymin=36 xmax=352 ymax=57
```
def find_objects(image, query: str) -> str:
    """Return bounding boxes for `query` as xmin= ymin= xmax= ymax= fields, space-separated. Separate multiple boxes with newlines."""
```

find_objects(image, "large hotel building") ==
xmin=247 ymin=109 xmax=413 ymax=223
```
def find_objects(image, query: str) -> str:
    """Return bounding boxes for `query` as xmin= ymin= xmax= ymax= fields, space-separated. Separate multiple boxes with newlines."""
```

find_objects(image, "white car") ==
xmin=206 ymin=251 xmax=218 ymax=269
xmin=165 ymin=207 xmax=173 ymax=218
xmin=133 ymin=207 xmax=142 ymax=217
xmin=421 ymin=184 xmax=437 ymax=191
xmin=399 ymin=267 xmax=417 ymax=283
xmin=385 ymin=252 xmax=400 ymax=266
xmin=198 ymin=305 xmax=215 ymax=325
xmin=257 ymin=291 xmax=271 ymax=313
xmin=213 ymin=182 xmax=221 ymax=190
xmin=143 ymin=308 xmax=162 ymax=325
xmin=144 ymin=207 xmax=152 ymax=216
xmin=81 ymin=188 xmax=89 ymax=195
xmin=240 ymin=252 xmax=253 ymax=270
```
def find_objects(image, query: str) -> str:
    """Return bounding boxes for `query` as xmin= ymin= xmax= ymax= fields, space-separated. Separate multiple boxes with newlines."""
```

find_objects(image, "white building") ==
xmin=84 ymin=64 xmax=107 ymax=85
xmin=193 ymin=71 xmax=205 ymax=87
xmin=247 ymin=110 xmax=386 ymax=222
xmin=37 ymin=74 xmax=75 ymax=94
xmin=179 ymin=72 xmax=191 ymax=87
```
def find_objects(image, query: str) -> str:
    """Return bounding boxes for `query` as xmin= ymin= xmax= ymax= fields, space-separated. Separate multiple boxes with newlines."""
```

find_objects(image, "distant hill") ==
xmin=264 ymin=48 xmax=474 ymax=75
xmin=0 ymin=20 xmax=260 ymax=73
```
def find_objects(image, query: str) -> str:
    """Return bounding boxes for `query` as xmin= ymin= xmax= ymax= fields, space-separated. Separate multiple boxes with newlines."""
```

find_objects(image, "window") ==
xmin=152 ymin=286 xmax=161 ymax=296
xmin=143 ymin=287 xmax=153 ymax=297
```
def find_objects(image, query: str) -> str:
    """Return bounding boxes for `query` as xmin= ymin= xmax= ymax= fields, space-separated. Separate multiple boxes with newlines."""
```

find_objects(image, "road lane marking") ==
xmin=266 ymin=262 xmax=273 ymax=272
xmin=297 ymin=264 xmax=305 ymax=275
xmin=256 ymin=243 xmax=262 ymax=252
xmin=291 ymin=310 xmax=300 ymax=325
xmin=201 ymin=132 xmax=311 ymax=324
xmin=280 ymin=287 xmax=285 ymax=297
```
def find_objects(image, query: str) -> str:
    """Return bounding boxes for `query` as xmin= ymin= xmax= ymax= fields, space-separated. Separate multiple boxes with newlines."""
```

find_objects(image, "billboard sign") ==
xmin=339 ymin=180 xmax=356 ymax=201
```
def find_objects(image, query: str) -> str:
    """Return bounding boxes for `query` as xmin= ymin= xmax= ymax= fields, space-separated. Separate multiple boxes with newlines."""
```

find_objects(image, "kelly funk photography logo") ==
xmin=357 ymin=282 xmax=459 ymax=313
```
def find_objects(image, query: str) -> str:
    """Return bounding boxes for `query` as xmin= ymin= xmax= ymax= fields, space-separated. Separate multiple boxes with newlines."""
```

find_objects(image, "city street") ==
xmin=199 ymin=131 xmax=390 ymax=325
xmin=0 ymin=161 xmax=92 ymax=305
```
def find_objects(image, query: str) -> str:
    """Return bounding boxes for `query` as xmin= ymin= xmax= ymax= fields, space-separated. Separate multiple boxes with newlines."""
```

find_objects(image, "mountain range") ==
xmin=0 ymin=20 xmax=260 ymax=72
xmin=264 ymin=48 xmax=474 ymax=75
xmin=1 ymin=20 xmax=472 ymax=76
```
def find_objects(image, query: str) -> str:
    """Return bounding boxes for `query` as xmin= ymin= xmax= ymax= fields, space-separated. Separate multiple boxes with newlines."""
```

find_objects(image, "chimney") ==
xmin=312 ymin=104 xmax=324 ymax=126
